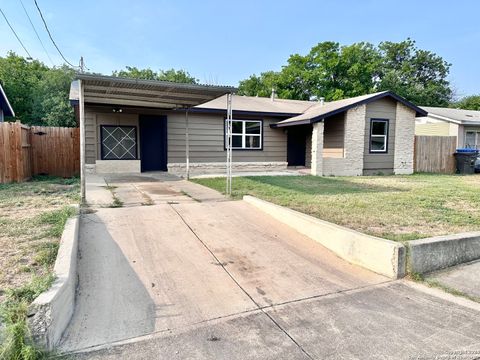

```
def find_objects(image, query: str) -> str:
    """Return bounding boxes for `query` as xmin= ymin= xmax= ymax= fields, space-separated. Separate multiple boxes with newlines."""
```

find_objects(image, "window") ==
xmin=225 ymin=119 xmax=262 ymax=150
xmin=370 ymin=119 xmax=389 ymax=153
xmin=101 ymin=125 xmax=137 ymax=160
xmin=465 ymin=131 xmax=479 ymax=149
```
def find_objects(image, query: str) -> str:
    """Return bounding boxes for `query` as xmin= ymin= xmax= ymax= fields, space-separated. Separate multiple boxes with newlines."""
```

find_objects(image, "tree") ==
xmin=377 ymin=39 xmax=452 ymax=106
xmin=112 ymin=66 xmax=198 ymax=83
xmin=452 ymin=95 xmax=480 ymax=110
xmin=0 ymin=52 xmax=76 ymax=126
xmin=238 ymin=39 xmax=453 ymax=106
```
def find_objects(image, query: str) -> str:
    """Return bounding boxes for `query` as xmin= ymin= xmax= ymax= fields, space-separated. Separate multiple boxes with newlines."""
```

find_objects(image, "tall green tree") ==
xmin=377 ymin=39 xmax=452 ymax=106
xmin=0 ymin=52 xmax=76 ymax=126
xmin=112 ymin=66 xmax=198 ymax=83
xmin=238 ymin=39 xmax=452 ymax=106
xmin=451 ymin=95 xmax=480 ymax=110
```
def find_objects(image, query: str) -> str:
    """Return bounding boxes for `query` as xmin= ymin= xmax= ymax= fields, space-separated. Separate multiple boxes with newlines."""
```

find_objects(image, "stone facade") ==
xmin=323 ymin=105 xmax=366 ymax=176
xmin=394 ymin=102 xmax=415 ymax=174
xmin=310 ymin=122 xmax=324 ymax=176
xmin=95 ymin=160 xmax=141 ymax=174
xmin=168 ymin=161 xmax=288 ymax=177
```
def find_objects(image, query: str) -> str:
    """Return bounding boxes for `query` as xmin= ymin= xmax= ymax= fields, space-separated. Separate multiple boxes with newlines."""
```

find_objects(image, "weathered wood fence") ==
xmin=414 ymin=135 xmax=457 ymax=174
xmin=0 ymin=122 xmax=79 ymax=183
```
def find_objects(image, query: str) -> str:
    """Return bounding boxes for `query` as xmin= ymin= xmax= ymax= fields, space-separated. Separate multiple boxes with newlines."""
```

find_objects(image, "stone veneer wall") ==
xmin=168 ymin=161 xmax=288 ymax=177
xmin=323 ymin=105 xmax=366 ymax=176
xmin=311 ymin=122 xmax=324 ymax=175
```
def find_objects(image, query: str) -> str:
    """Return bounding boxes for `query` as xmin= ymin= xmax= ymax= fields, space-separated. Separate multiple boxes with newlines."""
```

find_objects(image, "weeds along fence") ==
xmin=0 ymin=122 xmax=79 ymax=183
xmin=414 ymin=135 xmax=457 ymax=174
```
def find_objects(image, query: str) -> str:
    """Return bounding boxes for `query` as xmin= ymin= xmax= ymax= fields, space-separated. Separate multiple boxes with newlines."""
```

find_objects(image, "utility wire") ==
xmin=0 ymin=6 xmax=33 ymax=58
xmin=33 ymin=0 xmax=78 ymax=68
xmin=18 ymin=0 xmax=55 ymax=66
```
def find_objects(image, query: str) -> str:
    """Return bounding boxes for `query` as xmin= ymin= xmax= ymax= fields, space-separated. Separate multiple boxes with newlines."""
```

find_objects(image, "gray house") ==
xmin=0 ymin=83 xmax=15 ymax=122
xmin=70 ymin=74 xmax=426 ymax=177
xmin=416 ymin=107 xmax=480 ymax=150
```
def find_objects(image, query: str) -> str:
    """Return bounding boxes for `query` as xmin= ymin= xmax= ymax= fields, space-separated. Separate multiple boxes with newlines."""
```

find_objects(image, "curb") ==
xmin=243 ymin=195 xmax=406 ymax=279
xmin=27 ymin=208 xmax=80 ymax=350
xmin=407 ymin=232 xmax=480 ymax=274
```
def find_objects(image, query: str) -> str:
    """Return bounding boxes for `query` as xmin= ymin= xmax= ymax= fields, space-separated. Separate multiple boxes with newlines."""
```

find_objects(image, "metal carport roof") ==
xmin=70 ymin=74 xmax=236 ymax=109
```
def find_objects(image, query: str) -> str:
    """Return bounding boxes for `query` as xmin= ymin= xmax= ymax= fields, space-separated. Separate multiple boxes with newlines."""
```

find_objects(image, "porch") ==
xmin=283 ymin=112 xmax=351 ymax=176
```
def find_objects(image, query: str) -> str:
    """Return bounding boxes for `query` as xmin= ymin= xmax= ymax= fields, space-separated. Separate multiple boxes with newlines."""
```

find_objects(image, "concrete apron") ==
xmin=61 ymin=198 xmax=480 ymax=358
xmin=60 ymin=200 xmax=387 ymax=352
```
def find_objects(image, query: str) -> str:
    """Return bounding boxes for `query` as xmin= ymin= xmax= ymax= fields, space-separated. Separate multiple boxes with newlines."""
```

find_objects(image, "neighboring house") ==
xmin=70 ymin=74 xmax=426 ymax=177
xmin=416 ymin=107 xmax=480 ymax=150
xmin=0 ymin=83 xmax=15 ymax=122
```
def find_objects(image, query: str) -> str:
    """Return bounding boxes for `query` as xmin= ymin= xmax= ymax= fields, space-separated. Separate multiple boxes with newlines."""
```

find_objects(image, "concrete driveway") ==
xmin=63 ymin=174 xmax=480 ymax=359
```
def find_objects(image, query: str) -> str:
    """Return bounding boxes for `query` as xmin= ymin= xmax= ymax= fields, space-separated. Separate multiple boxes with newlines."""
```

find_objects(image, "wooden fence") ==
xmin=0 ymin=122 xmax=79 ymax=183
xmin=414 ymin=135 xmax=457 ymax=174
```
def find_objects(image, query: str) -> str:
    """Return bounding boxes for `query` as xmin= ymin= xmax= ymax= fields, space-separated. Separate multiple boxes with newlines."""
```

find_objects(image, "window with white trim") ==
xmin=100 ymin=125 xmax=137 ymax=160
xmin=370 ymin=119 xmax=389 ymax=153
xmin=225 ymin=119 xmax=262 ymax=150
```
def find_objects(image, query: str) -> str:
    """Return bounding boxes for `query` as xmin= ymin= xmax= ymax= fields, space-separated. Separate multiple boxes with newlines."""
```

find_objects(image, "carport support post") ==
xmin=311 ymin=121 xmax=324 ymax=176
xmin=185 ymin=108 xmax=190 ymax=179
xmin=225 ymin=93 xmax=233 ymax=195
xmin=79 ymin=79 xmax=86 ymax=204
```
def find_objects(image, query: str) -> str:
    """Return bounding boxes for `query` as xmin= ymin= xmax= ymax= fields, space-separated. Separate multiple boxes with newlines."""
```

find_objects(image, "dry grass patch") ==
xmin=0 ymin=176 xmax=79 ymax=303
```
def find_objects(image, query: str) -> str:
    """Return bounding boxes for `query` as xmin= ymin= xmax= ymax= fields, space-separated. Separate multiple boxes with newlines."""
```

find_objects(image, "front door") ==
xmin=287 ymin=128 xmax=307 ymax=166
xmin=139 ymin=115 xmax=167 ymax=172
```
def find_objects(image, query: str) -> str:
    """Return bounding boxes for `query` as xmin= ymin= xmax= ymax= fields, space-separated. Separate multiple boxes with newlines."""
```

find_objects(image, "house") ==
xmin=416 ymin=107 xmax=480 ymax=150
xmin=70 ymin=74 xmax=427 ymax=177
xmin=0 ymin=83 xmax=15 ymax=122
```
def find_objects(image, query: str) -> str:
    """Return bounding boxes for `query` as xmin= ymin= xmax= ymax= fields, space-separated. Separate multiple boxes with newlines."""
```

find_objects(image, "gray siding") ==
xmin=84 ymin=106 xmax=139 ymax=164
xmin=85 ymin=106 xmax=287 ymax=165
xmin=168 ymin=113 xmax=287 ymax=163
xmin=85 ymin=108 xmax=96 ymax=164
xmin=323 ymin=113 xmax=345 ymax=158
xmin=363 ymin=98 xmax=396 ymax=173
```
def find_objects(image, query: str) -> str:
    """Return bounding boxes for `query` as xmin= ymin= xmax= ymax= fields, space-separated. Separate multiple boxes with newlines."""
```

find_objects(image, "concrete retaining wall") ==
xmin=28 ymin=213 xmax=80 ymax=350
xmin=408 ymin=232 xmax=480 ymax=274
xmin=243 ymin=196 xmax=406 ymax=279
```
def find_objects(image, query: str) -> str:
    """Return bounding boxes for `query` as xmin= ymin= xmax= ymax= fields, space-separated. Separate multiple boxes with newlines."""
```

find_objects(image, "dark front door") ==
xmin=287 ymin=128 xmax=307 ymax=166
xmin=139 ymin=115 xmax=167 ymax=172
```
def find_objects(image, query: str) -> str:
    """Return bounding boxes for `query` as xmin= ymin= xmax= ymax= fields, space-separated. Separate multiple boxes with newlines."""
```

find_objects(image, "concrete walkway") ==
xmin=427 ymin=260 xmax=480 ymax=299
xmin=85 ymin=172 xmax=225 ymax=207
xmin=65 ymin=174 xmax=480 ymax=359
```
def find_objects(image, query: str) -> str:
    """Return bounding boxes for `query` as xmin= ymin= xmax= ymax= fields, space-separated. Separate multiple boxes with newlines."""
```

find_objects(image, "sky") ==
xmin=1 ymin=0 xmax=479 ymax=98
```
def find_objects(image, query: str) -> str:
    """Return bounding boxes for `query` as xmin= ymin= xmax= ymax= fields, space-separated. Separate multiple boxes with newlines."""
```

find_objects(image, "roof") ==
xmin=194 ymin=94 xmax=318 ymax=117
xmin=0 ymin=83 xmax=15 ymax=117
xmin=274 ymin=91 xmax=427 ymax=128
xmin=421 ymin=106 xmax=480 ymax=125
xmin=70 ymin=74 xmax=237 ymax=109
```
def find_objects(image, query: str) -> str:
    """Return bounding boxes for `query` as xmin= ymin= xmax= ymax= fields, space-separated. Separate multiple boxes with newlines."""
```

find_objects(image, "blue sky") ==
xmin=1 ymin=0 xmax=479 ymax=97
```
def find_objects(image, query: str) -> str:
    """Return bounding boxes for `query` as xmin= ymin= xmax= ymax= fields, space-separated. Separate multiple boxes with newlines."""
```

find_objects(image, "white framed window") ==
xmin=369 ymin=119 xmax=389 ymax=153
xmin=465 ymin=131 xmax=480 ymax=149
xmin=225 ymin=119 xmax=262 ymax=150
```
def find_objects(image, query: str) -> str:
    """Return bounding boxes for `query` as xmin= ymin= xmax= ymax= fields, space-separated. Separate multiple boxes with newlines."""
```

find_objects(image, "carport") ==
xmin=69 ymin=74 xmax=236 ymax=202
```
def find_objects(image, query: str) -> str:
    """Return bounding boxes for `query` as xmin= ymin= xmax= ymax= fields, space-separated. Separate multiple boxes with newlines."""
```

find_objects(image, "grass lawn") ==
xmin=193 ymin=174 xmax=480 ymax=241
xmin=0 ymin=176 xmax=79 ymax=359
